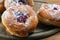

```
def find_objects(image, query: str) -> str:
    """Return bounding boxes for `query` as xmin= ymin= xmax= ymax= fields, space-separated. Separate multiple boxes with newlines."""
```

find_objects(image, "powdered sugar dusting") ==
xmin=12 ymin=9 xmax=28 ymax=18
xmin=25 ymin=16 xmax=33 ymax=27
xmin=4 ymin=11 xmax=10 ymax=19
xmin=43 ymin=4 xmax=60 ymax=20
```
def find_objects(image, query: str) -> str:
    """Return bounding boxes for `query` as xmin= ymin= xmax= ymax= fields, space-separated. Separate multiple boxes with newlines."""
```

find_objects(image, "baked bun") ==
xmin=4 ymin=0 xmax=34 ymax=9
xmin=37 ymin=4 xmax=60 ymax=27
xmin=2 ymin=5 xmax=38 ymax=37
xmin=0 ymin=0 xmax=5 ymax=12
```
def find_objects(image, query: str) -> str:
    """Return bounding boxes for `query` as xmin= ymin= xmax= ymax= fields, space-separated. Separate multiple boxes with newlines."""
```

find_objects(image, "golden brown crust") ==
xmin=4 ymin=0 xmax=34 ymax=9
xmin=2 ymin=5 xmax=38 ymax=37
xmin=37 ymin=4 xmax=60 ymax=27
xmin=27 ymin=0 xmax=34 ymax=7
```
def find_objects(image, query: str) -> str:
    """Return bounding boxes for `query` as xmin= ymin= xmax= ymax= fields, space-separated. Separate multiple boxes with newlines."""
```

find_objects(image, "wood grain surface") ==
xmin=34 ymin=0 xmax=60 ymax=4
xmin=42 ymin=32 xmax=60 ymax=40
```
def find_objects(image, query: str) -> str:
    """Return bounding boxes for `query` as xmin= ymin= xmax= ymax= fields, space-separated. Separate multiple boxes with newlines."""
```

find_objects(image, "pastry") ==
xmin=4 ymin=0 xmax=34 ymax=9
xmin=2 ymin=5 xmax=38 ymax=37
xmin=37 ymin=4 xmax=60 ymax=27
xmin=0 ymin=0 xmax=5 ymax=12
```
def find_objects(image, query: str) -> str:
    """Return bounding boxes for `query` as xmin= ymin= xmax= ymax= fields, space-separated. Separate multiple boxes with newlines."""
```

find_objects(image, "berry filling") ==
xmin=53 ymin=7 xmax=58 ymax=10
xmin=14 ymin=10 xmax=28 ymax=23
xmin=17 ymin=14 xmax=28 ymax=23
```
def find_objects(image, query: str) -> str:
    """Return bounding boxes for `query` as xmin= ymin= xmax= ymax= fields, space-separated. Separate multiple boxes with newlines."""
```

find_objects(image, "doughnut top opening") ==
xmin=17 ymin=13 xmax=28 ymax=23
xmin=13 ymin=10 xmax=28 ymax=23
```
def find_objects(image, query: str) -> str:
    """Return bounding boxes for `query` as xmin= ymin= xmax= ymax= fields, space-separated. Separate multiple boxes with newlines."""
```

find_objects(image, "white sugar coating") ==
xmin=42 ymin=4 xmax=60 ymax=10
xmin=48 ymin=10 xmax=58 ymax=19
xmin=12 ymin=9 xmax=18 ymax=17
xmin=21 ymin=10 xmax=28 ymax=15
xmin=25 ymin=16 xmax=34 ymax=27
xmin=42 ymin=4 xmax=60 ymax=20
xmin=3 ymin=11 xmax=15 ymax=26
xmin=10 ymin=1 xmax=16 ymax=6
xmin=13 ymin=0 xmax=19 ymax=5
xmin=48 ymin=4 xmax=60 ymax=10
xmin=12 ymin=9 xmax=28 ymax=18
xmin=25 ymin=19 xmax=30 ymax=27
xmin=4 ymin=11 xmax=10 ymax=20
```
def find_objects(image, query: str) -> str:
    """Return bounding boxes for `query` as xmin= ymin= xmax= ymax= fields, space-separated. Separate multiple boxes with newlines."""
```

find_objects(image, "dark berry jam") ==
xmin=15 ymin=10 xmax=28 ymax=23
xmin=53 ymin=7 xmax=58 ymax=10
xmin=17 ymin=14 xmax=27 ymax=23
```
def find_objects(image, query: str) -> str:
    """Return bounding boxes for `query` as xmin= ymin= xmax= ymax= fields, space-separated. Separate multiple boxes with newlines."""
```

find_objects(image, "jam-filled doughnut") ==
xmin=37 ymin=4 xmax=60 ymax=27
xmin=0 ymin=0 xmax=5 ymax=12
xmin=4 ymin=0 xmax=34 ymax=9
xmin=2 ymin=5 xmax=38 ymax=37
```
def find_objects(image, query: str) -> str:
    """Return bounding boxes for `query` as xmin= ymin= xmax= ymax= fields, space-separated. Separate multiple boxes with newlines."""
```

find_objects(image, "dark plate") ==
xmin=0 ymin=1 xmax=60 ymax=40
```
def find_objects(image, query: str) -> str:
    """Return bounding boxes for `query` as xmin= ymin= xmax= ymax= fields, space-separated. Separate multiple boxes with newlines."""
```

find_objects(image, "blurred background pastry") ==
xmin=37 ymin=4 xmax=60 ymax=27
xmin=0 ymin=0 xmax=5 ymax=12
xmin=2 ymin=5 xmax=38 ymax=37
xmin=4 ymin=0 xmax=34 ymax=9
